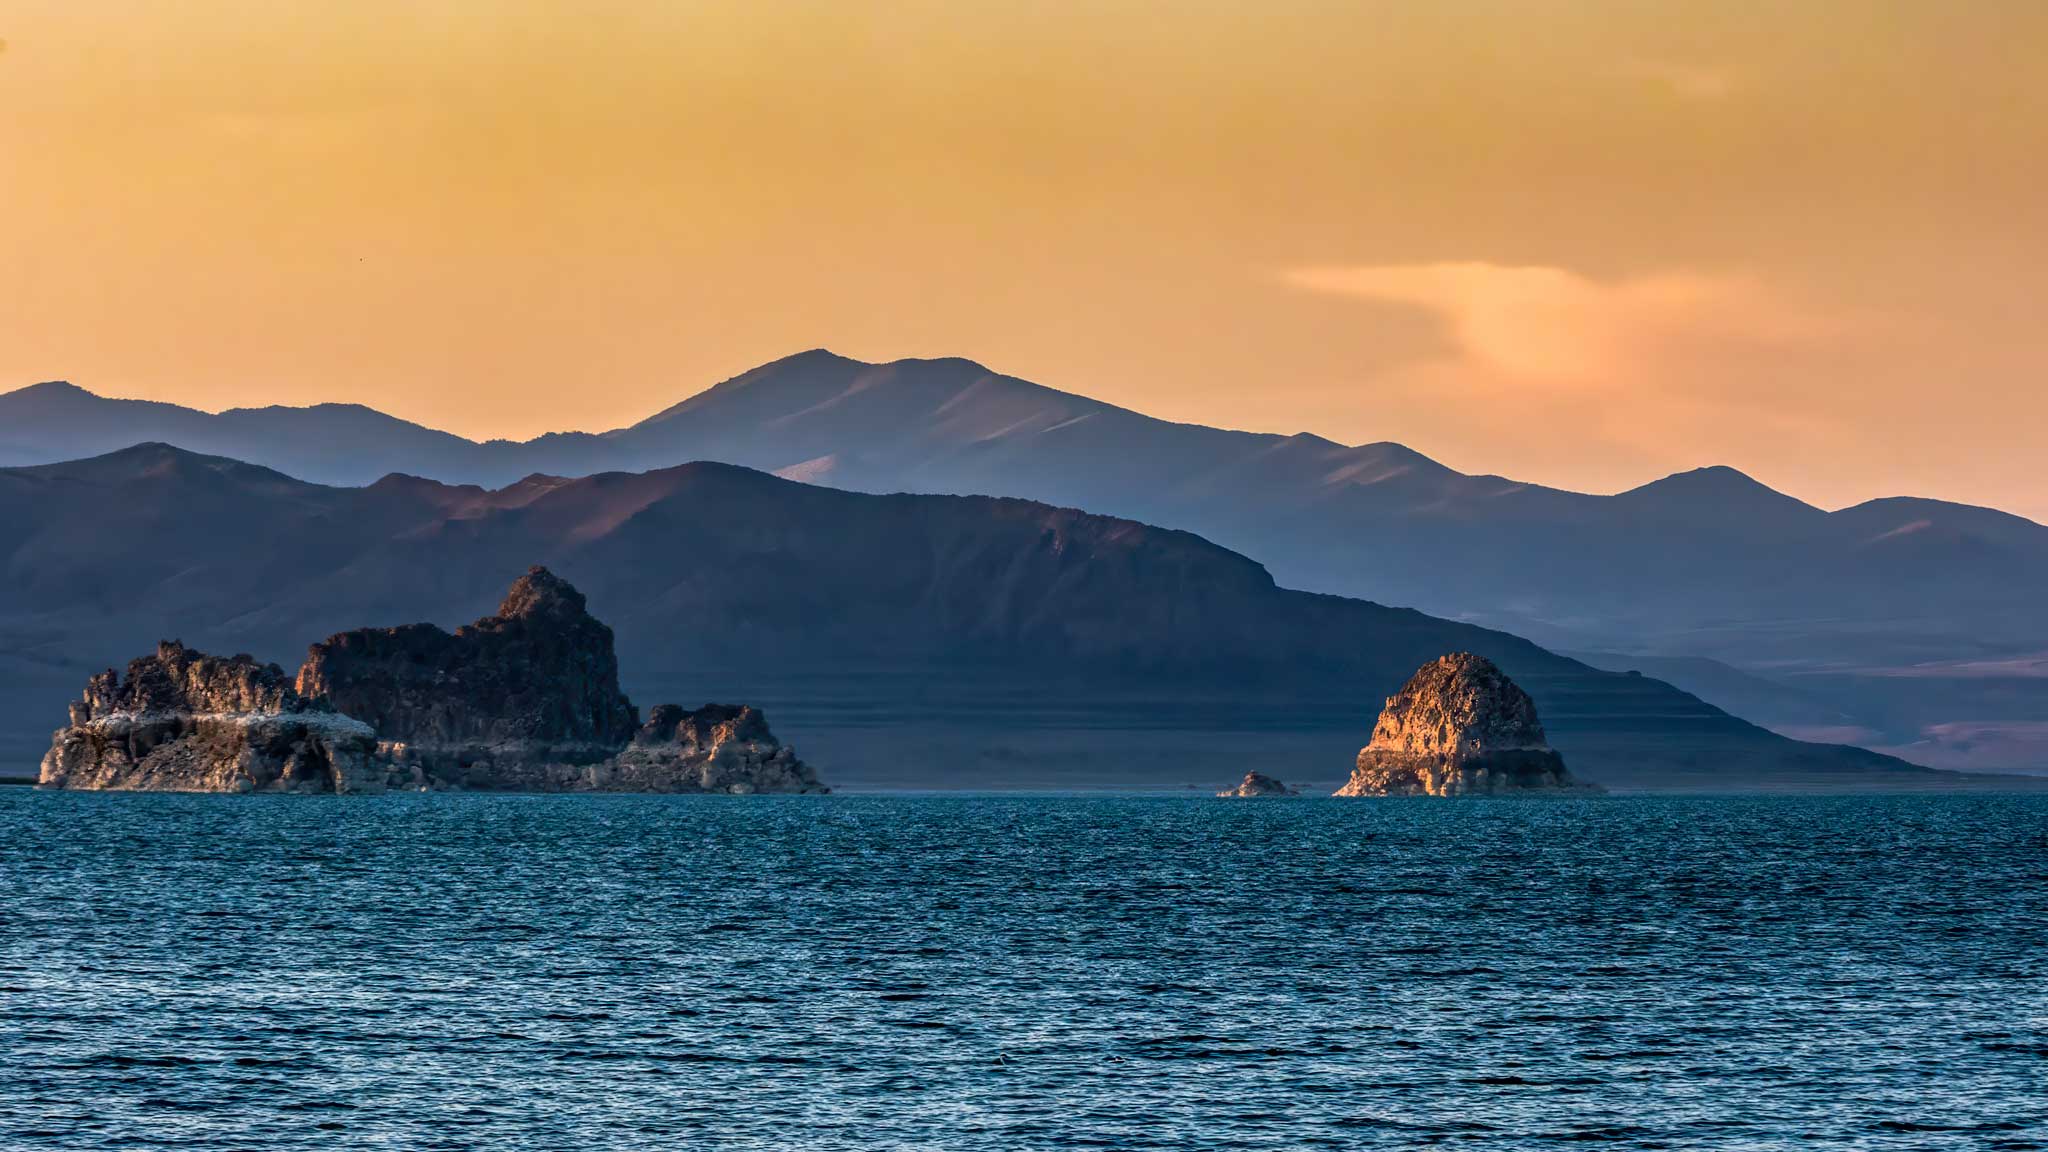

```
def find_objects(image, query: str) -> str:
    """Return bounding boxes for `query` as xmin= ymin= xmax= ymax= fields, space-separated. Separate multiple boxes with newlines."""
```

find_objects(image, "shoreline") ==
xmin=5 ymin=780 xmax=2047 ymax=797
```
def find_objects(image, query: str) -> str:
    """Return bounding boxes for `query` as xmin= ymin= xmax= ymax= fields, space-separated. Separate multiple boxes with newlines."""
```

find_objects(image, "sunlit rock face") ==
xmin=38 ymin=642 xmax=382 ymax=793
xmin=1336 ymin=653 xmax=1588 ymax=797
xmin=1216 ymin=771 xmax=1299 ymax=797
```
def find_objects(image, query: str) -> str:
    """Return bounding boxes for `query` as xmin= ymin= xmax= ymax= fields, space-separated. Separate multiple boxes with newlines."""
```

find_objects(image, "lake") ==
xmin=2 ymin=791 xmax=2044 ymax=1149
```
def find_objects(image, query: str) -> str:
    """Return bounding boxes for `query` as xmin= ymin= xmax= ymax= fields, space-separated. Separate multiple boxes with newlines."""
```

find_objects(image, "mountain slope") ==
xmin=0 ymin=444 xmax=1991 ymax=791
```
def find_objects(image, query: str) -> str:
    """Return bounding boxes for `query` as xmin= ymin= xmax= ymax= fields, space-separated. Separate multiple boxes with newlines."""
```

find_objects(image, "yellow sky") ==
xmin=3 ymin=1 xmax=2045 ymax=516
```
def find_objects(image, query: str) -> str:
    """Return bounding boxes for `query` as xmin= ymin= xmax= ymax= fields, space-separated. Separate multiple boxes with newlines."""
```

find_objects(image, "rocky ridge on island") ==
xmin=1216 ymin=772 xmax=1299 ymax=797
xmin=37 ymin=642 xmax=381 ymax=792
xmin=38 ymin=568 xmax=825 ymax=795
xmin=1336 ymin=653 xmax=1590 ymax=797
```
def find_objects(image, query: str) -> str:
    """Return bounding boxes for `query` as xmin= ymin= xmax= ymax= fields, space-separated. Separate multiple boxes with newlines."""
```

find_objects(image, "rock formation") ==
xmin=39 ymin=569 xmax=826 ymax=794
xmin=38 ymin=642 xmax=382 ymax=792
xmin=296 ymin=567 xmax=642 ymax=776
xmin=295 ymin=567 xmax=825 ymax=793
xmin=1336 ymin=653 xmax=1588 ymax=796
xmin=1217 ymin=771 xmax=1299 ymax=797
xmin=600 ymin=704 xmax=822 ymax=794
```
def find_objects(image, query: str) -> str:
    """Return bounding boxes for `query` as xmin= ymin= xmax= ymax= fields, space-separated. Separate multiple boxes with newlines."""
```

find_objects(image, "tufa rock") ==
xmin=1336 ymin=653 xmax=1590 ymax=796
xmin=1217 ymin=771 xmax=1299 ymax=797
xmin=600 ymin=704 xmax=824 ymax=795
xmin=39 ymin=570 xmax=826 ymax=794
xmin=67 ymin=640 xmax=307 ymax=721
xmin=38 ymin=641 xmax=382 ymax=793
xmin=296 ymin=566 xmax=639 ymax=761
xmin=294 ymin=567 xmax=825 ymax=793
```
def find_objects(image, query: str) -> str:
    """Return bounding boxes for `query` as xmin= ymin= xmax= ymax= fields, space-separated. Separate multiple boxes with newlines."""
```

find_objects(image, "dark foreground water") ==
xmin=1 ymin=792 xmax=2044 ymax=1150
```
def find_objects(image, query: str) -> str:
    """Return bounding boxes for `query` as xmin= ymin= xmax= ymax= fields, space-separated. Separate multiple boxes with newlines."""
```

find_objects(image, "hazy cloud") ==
xmin=1279 ymin=262 xmax=1859 ymax=484
xmin=1284 ymin=262 xmax=1829 ymax=391
xmin=1620 ymin=58 xmax=1739 ymax=101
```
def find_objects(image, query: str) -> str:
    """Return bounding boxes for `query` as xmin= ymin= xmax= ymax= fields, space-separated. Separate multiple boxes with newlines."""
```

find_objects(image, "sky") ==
xmin=2 ymin=1 xmax=2045 ymax=517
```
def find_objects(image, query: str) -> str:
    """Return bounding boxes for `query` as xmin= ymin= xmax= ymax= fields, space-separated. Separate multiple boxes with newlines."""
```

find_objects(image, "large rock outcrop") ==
xmin=296 ymin=567 xmax=642 ymax=774
xmin=295 ymin=567 xmax=826 ymax=793
xmin=1336 ymin=653 xmax=1588 ymax=796
xmin=38 ymin=642 xmax=382 ymax=793
xmin=39 ymin=570 xmax=826 ymax=794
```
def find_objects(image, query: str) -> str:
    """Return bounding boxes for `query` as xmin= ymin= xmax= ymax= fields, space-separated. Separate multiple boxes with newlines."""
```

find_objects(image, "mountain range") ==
xmin=0 ymin=443 xmax=1994 ymax=792
xmin=4 ymin=352 xmax=2044 ymax=773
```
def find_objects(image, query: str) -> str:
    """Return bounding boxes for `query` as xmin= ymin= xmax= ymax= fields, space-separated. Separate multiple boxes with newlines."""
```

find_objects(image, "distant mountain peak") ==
xmin=11 ymin=379 xmax=87 ymax=396
xmin=90 ymin=441 xmax=217 ymax=468
xmin=1635 ymin=463 xmax=1760 ymax=488
xmin=1617 ymin=464 xmax=1821 ymax=518
xmin=0 ymin=380 xmax=97 ymax=410
xmin=760 ymin=347 xmax=860 ymax=370
xmin=757 ymin=349 xmax=998 ymax=374
xmin=1354 ymin=440 xmax=1453 ymax=469
xmin=888 ymin=353 xmax=997 ymax=373
xmin=226 ymin=401 xmax=379 ymax=416
xmin=621 ymin=349 xmax=1090 ymax=446
xmin=25 ymin=441 xmax=309 ymax=489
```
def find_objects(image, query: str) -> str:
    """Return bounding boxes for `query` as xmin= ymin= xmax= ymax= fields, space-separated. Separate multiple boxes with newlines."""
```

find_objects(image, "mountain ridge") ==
xmin=4 ymin=364 xmax=1983 ymax=520
xmin=7 ymin=354 xmax=2046 ymax=772
xmin=12 ymin=361 xmax=2017 ymax=521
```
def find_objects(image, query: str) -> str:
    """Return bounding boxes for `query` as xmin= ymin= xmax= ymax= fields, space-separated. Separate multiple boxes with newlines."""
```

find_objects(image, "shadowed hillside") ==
xmin=0 ymin=444 xmax=2001 ymax=792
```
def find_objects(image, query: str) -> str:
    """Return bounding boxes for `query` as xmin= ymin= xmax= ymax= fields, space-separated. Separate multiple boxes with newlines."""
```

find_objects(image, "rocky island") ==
xmin=38 ymin=568 xmax=826 ymax=795
xmin=1336 ymin=653 xmax=1590 ymax=796
xmin=1216 ymin=771 xmax=1299 ymax=797
xmin=37 ymin=642 xmax=381 ymax=792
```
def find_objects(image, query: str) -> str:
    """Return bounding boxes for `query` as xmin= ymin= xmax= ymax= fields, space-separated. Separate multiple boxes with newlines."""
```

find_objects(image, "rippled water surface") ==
xmin=2 ymin=791 xmax=2045 ymax=1150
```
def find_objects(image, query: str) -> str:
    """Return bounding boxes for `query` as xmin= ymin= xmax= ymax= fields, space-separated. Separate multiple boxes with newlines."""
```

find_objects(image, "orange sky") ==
xmin=3 ymin=1 xmax=2045 ymax=517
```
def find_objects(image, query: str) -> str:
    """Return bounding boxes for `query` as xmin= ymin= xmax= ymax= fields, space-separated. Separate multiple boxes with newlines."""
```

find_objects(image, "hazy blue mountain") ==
xmin=0 ymin=443 xmax=1995 ymax=792
xmin=7 ymin=354 xmax=2046 ymax=770
xmin=0 ymin=381 xmax=492 ymax=478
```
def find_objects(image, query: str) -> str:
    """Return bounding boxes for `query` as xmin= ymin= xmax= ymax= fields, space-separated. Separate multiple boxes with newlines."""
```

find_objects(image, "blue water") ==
xmin=1 ymin=791 xmax=2044 ymax=1150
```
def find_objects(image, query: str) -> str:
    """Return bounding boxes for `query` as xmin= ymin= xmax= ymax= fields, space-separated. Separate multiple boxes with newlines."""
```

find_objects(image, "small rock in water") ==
xmin=1217 ymin=771 xmax=1299 ymax=797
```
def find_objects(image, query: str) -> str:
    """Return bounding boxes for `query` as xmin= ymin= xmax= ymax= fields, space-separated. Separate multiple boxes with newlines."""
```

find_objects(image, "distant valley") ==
xmin=4 ymin=352 xmax=2045 ymax=774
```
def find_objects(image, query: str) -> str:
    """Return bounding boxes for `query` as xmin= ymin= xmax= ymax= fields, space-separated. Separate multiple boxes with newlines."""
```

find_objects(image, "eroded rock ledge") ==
xmin=1336 ymin=653 xmax=1591 ymax=797
xmin=38 ymin=642 xmax=381 ymax=793
xmin=39 ymin=569 xmax=827 ymax=795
